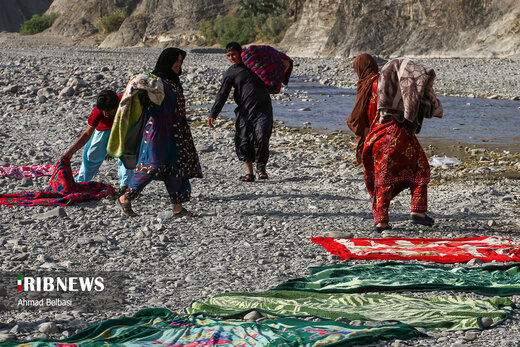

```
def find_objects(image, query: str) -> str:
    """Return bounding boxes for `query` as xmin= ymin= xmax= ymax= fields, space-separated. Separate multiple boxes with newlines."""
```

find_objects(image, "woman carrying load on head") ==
xmin=113 ymin=48 xmax=203 ymax=217
xmin=347 ymin=54 xmax=443 ymax=232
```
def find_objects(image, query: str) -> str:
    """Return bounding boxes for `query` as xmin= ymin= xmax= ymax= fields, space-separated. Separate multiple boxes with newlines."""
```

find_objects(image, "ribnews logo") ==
xmin=1 ymin=271 xmax=126 ymax=311
xmin=16 ymin=274 xmax=105 ymax=292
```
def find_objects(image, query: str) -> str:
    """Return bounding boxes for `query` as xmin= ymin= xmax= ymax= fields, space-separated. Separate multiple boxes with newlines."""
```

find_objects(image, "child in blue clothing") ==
xmin=60 ymin=90 xmax=133 ymax=194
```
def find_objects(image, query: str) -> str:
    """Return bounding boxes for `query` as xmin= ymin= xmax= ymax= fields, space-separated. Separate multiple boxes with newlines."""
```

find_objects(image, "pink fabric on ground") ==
xmin=0 ymin=164 xmax=78 ymax=180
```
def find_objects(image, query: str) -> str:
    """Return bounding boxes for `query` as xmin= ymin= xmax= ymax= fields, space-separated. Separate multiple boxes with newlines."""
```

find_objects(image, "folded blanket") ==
xmin=187 ymin=291 xmax=515 ymax=331
xmin=0 ymin=158 xmax=114 ymax=206
xmin=0 ymin=308 xmax=424 ymax=347
xmin=241 ymin=45 xmax=293 ymax=94
xmin=311 ymin=236 xmax=520 ymax=263
xmin=107 ymin=73 xmax=164 ymax=158
xmin=273 ymin=262 xmax=520 ymax=296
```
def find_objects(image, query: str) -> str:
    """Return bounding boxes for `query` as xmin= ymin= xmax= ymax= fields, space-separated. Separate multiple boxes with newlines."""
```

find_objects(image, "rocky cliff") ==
xmin=45 ymin=0 xmax=240 ymax=47
xmin=280 ymin=0 xmax=520 ymax=58
xmin=39 ymin=0 xmax=520 ymax=58
xmin=0 ymin=0 xmax=53 ymax=32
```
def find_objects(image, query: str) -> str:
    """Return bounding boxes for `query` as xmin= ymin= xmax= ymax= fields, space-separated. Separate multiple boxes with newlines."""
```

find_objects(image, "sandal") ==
xmin=374 ymin=223 xmax=392 ymax=232
xmin=240 ymin=174 xmax=255 ymax=182
xmin=174 ymin=207 xmax=198 ymax=218
xmin=258 ymin=171 xmax=269 ymax=180
xmin=115 ymin=198 xmax=138 ymax=217
xmin=410 ymin=214 xmax=435 ymax=226
xmin=118 ymin=186 xmax=128 ymax=197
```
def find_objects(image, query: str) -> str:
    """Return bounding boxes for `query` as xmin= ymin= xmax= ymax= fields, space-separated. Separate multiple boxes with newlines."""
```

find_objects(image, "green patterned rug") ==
xmin=273 ymin=262 xmax=520 ymax=295
xmin=2 ymin=308 xmax=424 ymax=347
xmin=187 ymin=291 xmax=515 ymax=331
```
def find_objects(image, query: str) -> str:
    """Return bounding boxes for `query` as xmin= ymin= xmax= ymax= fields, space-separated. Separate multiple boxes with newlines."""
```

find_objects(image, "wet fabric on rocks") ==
xmin=210 ymin=63 xmax=273 ymax=172
xmin=0 ymin=158 xmax=114 ymax=206
xmin=273 ymin=262 xmax=520 ymax=296
xmin=0 ymin=308 xmax=424 ymax=347
xmin=310 ymin=236 xmax=520 ymax=263
xmin=187 ymin=290 xmax=514 ymax=332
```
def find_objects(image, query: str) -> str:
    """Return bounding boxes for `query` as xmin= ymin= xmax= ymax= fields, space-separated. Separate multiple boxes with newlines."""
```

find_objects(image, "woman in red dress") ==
xmin=348 ymin=54 xmax=443 ymax=231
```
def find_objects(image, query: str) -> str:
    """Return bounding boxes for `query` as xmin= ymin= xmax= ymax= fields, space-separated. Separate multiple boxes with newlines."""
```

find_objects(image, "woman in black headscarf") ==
xmin=116 ymin=48 xmax=203 ymax=217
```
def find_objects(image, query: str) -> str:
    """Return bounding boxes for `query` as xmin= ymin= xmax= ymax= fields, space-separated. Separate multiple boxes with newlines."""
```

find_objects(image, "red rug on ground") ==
xmin=0 ymin=158 xmax=114 ymax=206
xmin=311 ymin=236 xmax=520 ymax=263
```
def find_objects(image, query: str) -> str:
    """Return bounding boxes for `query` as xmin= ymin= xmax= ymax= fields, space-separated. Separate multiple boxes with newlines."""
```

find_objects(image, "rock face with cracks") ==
xmin=280 ymin=0 xmax=520 ymax=58
xmin=14 ymin=0 xmax=517 ymax=58
xmin=45 ymin=0 xmax=241 ymax=47
xmin=0 ymin=0 xmax=53 ymax=32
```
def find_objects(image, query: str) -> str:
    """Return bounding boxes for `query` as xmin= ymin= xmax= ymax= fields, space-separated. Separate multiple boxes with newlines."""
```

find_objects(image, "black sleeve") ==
xmin=209 ymin=70 xmax=234 ymax=120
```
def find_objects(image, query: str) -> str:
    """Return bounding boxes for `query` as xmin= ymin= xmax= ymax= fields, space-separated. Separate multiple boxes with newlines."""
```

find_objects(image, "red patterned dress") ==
xmin=362 ymin=78 xmax=429 ymax=223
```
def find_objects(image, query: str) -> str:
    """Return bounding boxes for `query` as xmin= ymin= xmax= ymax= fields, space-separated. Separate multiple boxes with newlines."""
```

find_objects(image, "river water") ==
xmin=197 ymin=79 xmax=520 ymax=152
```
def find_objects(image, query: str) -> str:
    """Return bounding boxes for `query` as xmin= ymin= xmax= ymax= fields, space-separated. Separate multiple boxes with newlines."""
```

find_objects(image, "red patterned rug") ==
xmin=0 ymin=158 xmax=114 ymax=206
xmin=311 ymin=236 xmax=520 ymax=263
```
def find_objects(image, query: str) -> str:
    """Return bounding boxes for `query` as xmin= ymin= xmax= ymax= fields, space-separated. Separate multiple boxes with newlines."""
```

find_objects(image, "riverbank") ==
xmin=0 ymin=33 xmax=519 ymax=346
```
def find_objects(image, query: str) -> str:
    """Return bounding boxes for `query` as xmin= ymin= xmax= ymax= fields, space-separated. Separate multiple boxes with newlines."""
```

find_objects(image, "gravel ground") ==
xmin=0 ymin=33 xmax=519 ymax=346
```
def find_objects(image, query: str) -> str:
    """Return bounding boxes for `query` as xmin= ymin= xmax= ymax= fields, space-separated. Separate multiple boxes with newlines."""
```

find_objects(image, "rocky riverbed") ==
xmin=0 ymin=33 xmax=519 ymax=346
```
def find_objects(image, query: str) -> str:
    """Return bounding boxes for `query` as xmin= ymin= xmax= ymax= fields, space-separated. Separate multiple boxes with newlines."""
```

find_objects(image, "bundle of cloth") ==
xmin=241 ymin=45 xmax=293 ymax=94
xmin=106 ymin=73 xmax=165 ymax=167
xmin=0 ymin=158 xmax=114 ymax=206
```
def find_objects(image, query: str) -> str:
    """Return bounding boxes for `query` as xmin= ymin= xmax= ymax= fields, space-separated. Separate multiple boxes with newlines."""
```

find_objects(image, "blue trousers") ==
xmin=75 ymin=129 xmax=133 ymax=187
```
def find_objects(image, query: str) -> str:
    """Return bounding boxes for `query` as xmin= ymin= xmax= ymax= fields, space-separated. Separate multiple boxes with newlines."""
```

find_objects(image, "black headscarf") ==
xmin=151 ymin=48 xmax=186 ymax=91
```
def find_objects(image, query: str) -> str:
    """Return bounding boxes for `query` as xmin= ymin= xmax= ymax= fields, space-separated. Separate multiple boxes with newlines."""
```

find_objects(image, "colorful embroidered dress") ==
xmin=362 ymin=78 xmax=430 ymax=223
xmin=123 ymin=78 xmax=202 ymax=204
xmin=135 ymin=80 xmax=202 ymax=179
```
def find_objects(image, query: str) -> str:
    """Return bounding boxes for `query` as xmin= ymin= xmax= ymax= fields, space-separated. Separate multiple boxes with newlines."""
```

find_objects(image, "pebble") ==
xmin=0 ymin=334 xmax=15 ymax=342
xmin=185 ymin=275 xmax=198 ymax=283
xmin=243 ymin=310 xmax=263 ymax=321
xmin=59 ymin=87 xmax=75 ymax=98
xmin=481 ymin=317 xmax=494 ymax=328
xmin=20 ymin=177 xmax=32 ymax=187
xmin=464 ymin=331 xmax=479 ymax=341
xmin=466 ymin=258 xmax=484 ymax=265
xmin=35 ymin=207 xmax=67 ymax=219
xmin=38 ymin=322 xmax=57 ymax=334
xmin=322 ymin=231 xmax=353 ymax=238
